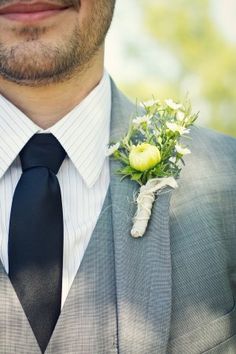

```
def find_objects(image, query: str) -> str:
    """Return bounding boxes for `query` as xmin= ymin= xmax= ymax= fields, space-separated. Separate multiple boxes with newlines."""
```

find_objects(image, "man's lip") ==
xmin=0 ymin=2 xmax=69 ymax=14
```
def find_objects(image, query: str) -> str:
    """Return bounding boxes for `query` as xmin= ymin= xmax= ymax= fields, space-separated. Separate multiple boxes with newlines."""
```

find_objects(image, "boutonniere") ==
xmin=107 ymin=98 xmax=198 ymax=238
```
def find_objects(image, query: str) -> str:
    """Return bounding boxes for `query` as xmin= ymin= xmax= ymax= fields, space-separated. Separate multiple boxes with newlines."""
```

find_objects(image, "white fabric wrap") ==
xmin=131 ymin=177 xmax=178 ymax=238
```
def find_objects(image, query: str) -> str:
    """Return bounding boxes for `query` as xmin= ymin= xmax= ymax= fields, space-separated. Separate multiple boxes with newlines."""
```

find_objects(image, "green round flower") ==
xmin=129 ymin=143 xmax=161 ymax=172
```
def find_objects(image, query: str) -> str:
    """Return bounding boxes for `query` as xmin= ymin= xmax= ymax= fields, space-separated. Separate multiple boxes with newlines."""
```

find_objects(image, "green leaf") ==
xmin=130 ymin=172 xmax=143 ymax=182
xmin=118 ymin=165 xmax=135 ymax=175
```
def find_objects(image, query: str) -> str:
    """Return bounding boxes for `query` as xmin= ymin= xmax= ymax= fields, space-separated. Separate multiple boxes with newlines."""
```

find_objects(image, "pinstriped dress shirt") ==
xmin=0 ymin=71 xmax=111 ymax=307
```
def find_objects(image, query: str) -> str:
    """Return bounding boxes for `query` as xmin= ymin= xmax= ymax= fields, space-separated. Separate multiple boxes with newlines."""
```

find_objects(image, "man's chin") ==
xmin=0 ymin=65 xmax=75 ymax=87
xmin=0 ymin=40 xmax=79 ymax=87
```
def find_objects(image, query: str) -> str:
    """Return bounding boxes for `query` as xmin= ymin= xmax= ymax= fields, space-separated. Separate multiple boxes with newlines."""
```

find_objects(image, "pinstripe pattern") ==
xmin=0 ymin=72 xmax=111 ymax=307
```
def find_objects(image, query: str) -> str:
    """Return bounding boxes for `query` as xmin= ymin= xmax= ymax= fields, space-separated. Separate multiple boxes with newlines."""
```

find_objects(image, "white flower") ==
xmin=176 ymin=111 xmax=185 ymax=122
xmin=165 ymin=98 xmax=183 ymax=111
xmin=106 ymin=142 xmax=120 ymax=156
xmin=141 ymin=99 xmax=160 ymax=108
xmin=166 ymin=122 xmax=190 ymax=135
xmin=133 ymin=115 xmax=150 ymax=127
xmin=175 ymin=144 xmax=191 ymax=155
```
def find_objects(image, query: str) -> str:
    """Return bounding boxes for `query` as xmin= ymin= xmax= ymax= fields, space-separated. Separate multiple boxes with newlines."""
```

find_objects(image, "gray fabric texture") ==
xmin=167 ymin=126 xmax=236 ymax=354
xmin=0 ymin=188 xmax=118 ymax=354
xmin=0 ymin=81 xmax=236 ymax=353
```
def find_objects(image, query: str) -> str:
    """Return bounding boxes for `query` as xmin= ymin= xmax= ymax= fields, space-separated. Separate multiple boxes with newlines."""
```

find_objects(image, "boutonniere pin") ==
xmin=107 ymin=98 xmax=198 ymax=238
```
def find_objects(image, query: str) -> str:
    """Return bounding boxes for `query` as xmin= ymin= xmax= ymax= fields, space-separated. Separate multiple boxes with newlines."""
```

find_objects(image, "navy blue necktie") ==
xmin=8 ymin=134 xmax=66 ymax=353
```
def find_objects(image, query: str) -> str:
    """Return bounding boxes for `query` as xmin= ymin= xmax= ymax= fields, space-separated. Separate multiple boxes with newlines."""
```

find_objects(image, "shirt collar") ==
xmin=0 ymin=95 xmax=39 ymax=180
xmin=0 ymin=71 xmax=111 ymax=187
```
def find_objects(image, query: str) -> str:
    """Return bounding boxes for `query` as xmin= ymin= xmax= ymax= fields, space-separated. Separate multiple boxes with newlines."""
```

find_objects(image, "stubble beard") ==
xmin=0 ymin=0 xmax=115 ymax=87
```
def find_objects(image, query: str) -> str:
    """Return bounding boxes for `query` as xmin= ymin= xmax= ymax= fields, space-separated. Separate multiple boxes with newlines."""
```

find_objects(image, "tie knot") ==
xmin=20 ymin=134 xmax=66 ymax=174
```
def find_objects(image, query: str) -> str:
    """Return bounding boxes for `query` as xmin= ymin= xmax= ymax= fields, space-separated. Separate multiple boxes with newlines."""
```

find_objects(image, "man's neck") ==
xmin=0 ymin=52 xmax=104 ymax=130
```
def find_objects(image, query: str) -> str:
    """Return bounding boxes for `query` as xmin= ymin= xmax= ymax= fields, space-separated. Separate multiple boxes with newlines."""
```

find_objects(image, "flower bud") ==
xmin=129 ymin=143 xmax=161 ymax=172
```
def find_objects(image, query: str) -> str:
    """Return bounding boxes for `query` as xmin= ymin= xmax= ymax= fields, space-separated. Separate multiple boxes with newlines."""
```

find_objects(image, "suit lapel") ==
xmin=110 ymin=81 xmax=173 ymax=354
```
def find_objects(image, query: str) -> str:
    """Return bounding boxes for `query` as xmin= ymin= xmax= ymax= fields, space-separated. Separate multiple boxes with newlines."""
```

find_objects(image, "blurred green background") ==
xmin=105 ymin=0 xmax=236 ymax=136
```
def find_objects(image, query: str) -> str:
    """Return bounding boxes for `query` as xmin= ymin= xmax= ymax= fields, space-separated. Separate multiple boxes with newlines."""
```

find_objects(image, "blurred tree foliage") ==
xmin=121 ymin=0 xmax=236 ymax=136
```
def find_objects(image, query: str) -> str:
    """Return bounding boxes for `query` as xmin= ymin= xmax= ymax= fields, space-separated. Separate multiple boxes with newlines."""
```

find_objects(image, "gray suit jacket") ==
xmin=0 ymin=82 xmax=236 ymax=354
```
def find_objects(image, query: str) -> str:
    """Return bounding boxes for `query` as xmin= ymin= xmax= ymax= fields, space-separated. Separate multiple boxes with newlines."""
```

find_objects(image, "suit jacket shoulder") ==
xmin=184 ymin=125 xmax=236 ymax=183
